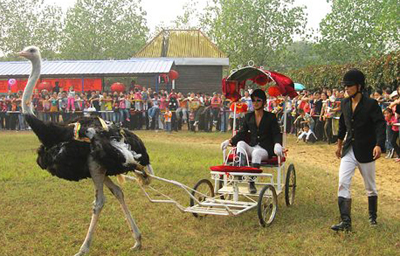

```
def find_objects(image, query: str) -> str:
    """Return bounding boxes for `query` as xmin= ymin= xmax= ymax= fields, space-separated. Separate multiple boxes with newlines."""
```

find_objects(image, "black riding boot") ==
xmin=248 ymin=163 xmax=260 ymax=194
xmin=368 ymin=196 xmax=378 ymax=226
xmin=236 ymin=153 xmax=247 ymax=167
xmin=331 ymin=197 xmax=352 ymax=232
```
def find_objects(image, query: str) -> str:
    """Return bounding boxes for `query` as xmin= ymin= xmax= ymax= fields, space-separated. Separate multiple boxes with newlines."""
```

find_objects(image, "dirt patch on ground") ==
xmin=288 ymin=138 xmax=400 ymax=202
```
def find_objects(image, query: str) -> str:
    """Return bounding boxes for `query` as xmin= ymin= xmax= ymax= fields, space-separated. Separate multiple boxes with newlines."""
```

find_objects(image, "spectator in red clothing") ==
xmin=211 ymin=92 xmax=222 ymax=130
xmin=383 ymin=108 xmax=400 ymax=161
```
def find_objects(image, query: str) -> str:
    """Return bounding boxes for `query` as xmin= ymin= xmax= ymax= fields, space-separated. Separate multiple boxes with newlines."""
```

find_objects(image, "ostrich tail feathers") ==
xmin=116 ymin=175 xmax=126 ymax=185
xmin=24 ymin=114 xmax=46 ymax=135
xmin=24 ymin=114 xmax=74 ymax=147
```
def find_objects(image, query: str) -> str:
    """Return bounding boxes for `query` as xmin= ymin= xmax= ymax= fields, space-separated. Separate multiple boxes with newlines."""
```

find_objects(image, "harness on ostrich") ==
xmin=70 ymin=116 xmax=110 ymax=143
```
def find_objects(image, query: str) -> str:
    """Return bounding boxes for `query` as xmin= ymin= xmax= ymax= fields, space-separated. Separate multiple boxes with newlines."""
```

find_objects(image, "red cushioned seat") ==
xmin=210 ymin=165 xmax=263 ymax=173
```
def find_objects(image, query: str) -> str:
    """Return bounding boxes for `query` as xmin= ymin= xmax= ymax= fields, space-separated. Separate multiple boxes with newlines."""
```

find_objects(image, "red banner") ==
xmin=0 ymin=80 xmax=8 ymax=92
xmin=0 ymin=78 xmax=102 ymax=93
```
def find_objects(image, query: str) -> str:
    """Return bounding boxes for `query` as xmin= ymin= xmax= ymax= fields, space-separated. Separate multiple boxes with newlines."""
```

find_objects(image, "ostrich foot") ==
xmin=74 ymin=247 xmax=89 ymax=256
xmin=130 ymin=241 xmax=142 ymax=251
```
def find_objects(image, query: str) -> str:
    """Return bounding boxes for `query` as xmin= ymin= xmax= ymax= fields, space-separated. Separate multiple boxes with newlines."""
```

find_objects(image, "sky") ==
xmin=45 ymin=0 xmax=331 ymax=34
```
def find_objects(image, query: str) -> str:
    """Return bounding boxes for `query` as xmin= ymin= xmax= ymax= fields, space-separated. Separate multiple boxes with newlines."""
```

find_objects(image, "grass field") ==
xmin=0 ymin=130 xmax=399 ymax=256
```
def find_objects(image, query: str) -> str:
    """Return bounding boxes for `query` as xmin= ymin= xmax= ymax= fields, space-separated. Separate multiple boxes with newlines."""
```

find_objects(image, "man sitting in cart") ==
xmin=220 ymin=89 xmax=284 ymax=194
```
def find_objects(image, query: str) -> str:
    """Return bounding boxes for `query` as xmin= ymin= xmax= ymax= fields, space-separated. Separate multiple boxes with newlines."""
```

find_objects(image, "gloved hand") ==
xmin=274 ymin=143 xmax=284 ymax=156
xmin=220 ymin=139 xmax=230 ymax=150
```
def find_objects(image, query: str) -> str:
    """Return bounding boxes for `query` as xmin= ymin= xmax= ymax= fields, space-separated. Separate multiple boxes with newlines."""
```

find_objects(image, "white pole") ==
xmin=172 ymin=80 xmax=175 ymax=90
xmin=283 ymin=96 xmax=288 ymax=148
xmin=232 ymin=102 xmax=237 ymax=136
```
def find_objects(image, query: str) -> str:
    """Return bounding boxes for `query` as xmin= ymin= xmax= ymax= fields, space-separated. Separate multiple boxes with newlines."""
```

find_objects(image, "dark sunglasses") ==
xmin=342 ymin=83 xmax=357 ymax=88
xmin=252 ymin=99 xmax=263 ymax=103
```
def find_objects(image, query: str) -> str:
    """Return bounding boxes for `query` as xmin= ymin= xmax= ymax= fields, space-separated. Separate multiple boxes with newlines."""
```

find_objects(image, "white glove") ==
xmin=220 ymin=140 xmax=230 ymax=150
xmin=274 ymin=143 xmax=283 ymax=156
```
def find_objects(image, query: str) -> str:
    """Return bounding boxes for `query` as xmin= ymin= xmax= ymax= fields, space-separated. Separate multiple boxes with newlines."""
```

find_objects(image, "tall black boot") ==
xmin=236 ymin=153 xmax=247 ymax=167
xmin=248 ymin=163 xmax=260 ymax=194
xmin=331 ymin=197 xmax=352 ymax=232
xmin=368 ymin=196 xmax=378 ymax=226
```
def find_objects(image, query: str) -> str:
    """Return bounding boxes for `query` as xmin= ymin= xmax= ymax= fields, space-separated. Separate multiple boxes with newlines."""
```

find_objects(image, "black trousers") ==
xmin=171 ymin=112 xmax=178 ymax=131
xmin=0 ymin=112 xmax=5 ymax=129
xmin=324 ymin=118 xmax=333 ymax=143
xmin=390 ymin=130 xmax=400 ymax=157
xmin=313 ymin=117 xmax=323 ymax=140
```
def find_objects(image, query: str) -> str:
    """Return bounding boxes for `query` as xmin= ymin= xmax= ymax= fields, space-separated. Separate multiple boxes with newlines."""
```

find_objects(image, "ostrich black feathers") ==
xmin=30 ymin=115 xmax=150 ymax=181
xmin=122 ymin=129 xmax=150 ymax=166
xmin=90 ymin=126 xmax=150 ymax=176
xmin=37 ymin=141 xmax=91 ymax=181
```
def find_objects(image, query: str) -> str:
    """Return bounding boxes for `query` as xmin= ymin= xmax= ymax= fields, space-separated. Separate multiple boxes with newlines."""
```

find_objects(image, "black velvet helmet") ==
xmin=342 ymin=68 xmax=365 ymax=89
xmin=251 ymin=89 xmax=266 ymax=103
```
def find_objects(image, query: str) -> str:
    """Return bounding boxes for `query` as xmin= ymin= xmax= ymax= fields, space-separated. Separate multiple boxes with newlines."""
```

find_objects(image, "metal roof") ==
xmin=135 ymin=57 xmax=229 ymax=66
xmin=0 ymin=59 xmax=174 ymax=78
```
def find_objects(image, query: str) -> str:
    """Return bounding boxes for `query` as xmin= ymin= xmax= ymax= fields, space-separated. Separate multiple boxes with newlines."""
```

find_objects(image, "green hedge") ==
xmin=287 ymin=51 xmax=399 ymax=90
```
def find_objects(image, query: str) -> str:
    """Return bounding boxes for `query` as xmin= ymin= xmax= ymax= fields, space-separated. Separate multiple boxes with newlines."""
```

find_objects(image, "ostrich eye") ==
xmin=29 ymin=49 xmax=36 ymax=53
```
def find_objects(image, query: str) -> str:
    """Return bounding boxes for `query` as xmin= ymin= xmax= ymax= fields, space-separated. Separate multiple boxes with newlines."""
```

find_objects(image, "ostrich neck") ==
xmin=22 ymin=58 xmax=41 ymax=115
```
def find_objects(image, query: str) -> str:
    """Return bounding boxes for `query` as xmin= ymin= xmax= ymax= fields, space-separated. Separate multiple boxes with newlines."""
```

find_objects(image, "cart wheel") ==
xmin=190 ymin=179 xmax=215 ymax=218
xmin=257 ymin=185 xmax=278 ymax=227
xmin=285 ymin=164 xmax=296 ymax=206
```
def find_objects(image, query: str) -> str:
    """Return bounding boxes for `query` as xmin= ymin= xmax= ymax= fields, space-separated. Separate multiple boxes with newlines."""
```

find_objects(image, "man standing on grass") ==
xmin=331 ymin=69 xmax=386 ymax=232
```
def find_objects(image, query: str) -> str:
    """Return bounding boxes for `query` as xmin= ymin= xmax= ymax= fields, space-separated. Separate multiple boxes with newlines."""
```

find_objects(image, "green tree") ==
xmin=317 ymin=0 xmax=400 ymax=64
xmin=199 ymin=0 xmax=307 ymax=70
xmin=60 ymin=0 xmax=149 ymax=60
xmin=0 ymin=0 xmax=63 ymax=60
xmin=171 ymin=1 xmax=199 ymax=29
xmin=279 ymin=41 xmax=325 ymax=71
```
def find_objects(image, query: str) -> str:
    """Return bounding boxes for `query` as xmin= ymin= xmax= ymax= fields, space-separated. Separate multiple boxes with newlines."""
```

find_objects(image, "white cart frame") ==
xmin=123 ymin=146 xmax=296 ymax=227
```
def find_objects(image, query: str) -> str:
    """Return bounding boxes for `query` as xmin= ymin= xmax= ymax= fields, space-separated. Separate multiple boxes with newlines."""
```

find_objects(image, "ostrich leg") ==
xmin=104 ymin=176 xmax=142 ymax=250
xmin=74 ymin=159 xmax=106 ymax=256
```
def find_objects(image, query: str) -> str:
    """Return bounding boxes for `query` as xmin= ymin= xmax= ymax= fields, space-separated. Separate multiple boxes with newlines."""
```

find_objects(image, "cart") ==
xmin=124 ymin=65 xmax=298 ymax=226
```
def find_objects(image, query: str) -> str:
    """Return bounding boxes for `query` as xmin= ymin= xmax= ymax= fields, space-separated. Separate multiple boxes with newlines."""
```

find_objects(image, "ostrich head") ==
xmin=19 ymin=46 xmax=41 ymax=61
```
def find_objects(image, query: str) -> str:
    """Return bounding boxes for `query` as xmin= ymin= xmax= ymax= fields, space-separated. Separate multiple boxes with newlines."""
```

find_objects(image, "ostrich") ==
xmin=20 ymin=46 xmax=154 ymax=256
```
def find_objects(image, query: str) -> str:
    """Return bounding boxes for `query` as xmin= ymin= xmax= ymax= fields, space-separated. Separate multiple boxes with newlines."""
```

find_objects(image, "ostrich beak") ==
xmin=19 ymin=51 xmax=28 ymax=57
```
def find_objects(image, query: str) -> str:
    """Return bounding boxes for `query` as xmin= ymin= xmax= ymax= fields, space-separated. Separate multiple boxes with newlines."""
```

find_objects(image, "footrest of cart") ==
xmin=209 ymin=165 xmax=262 ymax=173
xmin=186 ymin=199 xmax=257 ymax=216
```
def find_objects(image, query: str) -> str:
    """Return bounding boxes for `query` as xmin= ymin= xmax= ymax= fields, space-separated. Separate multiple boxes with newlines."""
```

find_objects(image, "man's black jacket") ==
xmin=338 ymin=95 xmax=386 ymax=163
xmin=231 ymin=111 xmax=282 ymax=158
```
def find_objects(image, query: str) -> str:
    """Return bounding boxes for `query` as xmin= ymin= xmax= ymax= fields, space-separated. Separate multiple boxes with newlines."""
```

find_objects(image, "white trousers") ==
xmin=338 ymin=147 xmax=378 ymax=198
xmin=236 ymin=141 xmax=269 ymax=165
xmin=298 ymin=130 xmax=317 ymax=141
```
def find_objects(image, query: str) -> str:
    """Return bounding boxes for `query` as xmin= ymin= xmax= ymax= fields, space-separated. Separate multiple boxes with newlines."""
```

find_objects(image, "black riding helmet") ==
xmin=342 ymin=68 xmax=365 ymax=89
xmin=342 ymin=68 xmax=366 ymax=98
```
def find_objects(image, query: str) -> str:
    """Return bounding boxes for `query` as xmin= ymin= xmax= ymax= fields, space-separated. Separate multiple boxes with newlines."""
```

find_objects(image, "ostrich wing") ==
xmin=37 ymin=141 xmax=92 ymax=181
xmin=90 ymin=127 xmax=150 ymax=176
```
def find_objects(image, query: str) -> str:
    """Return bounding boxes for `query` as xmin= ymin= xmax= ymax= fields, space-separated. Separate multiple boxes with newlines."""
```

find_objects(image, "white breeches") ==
xmin=338 ymin=147 xmax=378 ymax=198
xmin=298 ymin=130 xmax=317 ymax=141
xmin=236 ymin=141 xmax=269 ymax=165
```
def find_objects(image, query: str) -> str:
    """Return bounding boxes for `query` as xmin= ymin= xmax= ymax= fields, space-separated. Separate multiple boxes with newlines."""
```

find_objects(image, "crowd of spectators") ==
xmin=1 ymin=84 xmax=399 ymax=160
